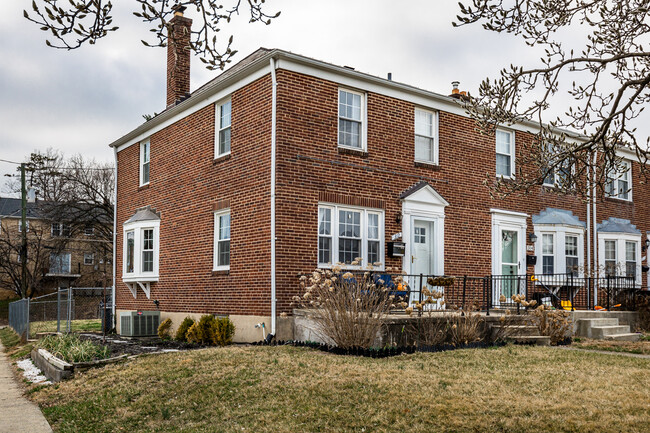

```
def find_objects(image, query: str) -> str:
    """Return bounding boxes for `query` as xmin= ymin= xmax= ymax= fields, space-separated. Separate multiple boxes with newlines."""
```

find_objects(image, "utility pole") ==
xmin=20 ymin=163 xmax=28 ymax=298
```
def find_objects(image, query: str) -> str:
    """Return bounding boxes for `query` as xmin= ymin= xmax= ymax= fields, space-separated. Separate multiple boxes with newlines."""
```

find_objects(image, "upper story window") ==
xmin=123 ymin=207 xmax=160 ymax=282
xmin=543 ymin=143 xmax=572 ymax=188
xmin=51 ymin=222 xmax=70 ymax=237
xmin=414 ymin=108 xmax=438 ymax=164
xmin=605 ymin=159 xmax=631 ymax=200
xmin=84 ymin=226 xmax=95 ymax=236
xmin=216 ymin=99 xmax=232 ymax=158
xmin=318 ymin=204 xmax=383 ymax=268
xmin=495 ymin=129 xmax=514 ymax=178
xmin=19 ymin=220 xmax=29 ymax=233
xmin=213 ymin=210 xmax=231 ymax=271
xmin=338 ymin=89 xmax=365 ymax=150
xmin=84 ymin=253 xmax=94 ymax=265
xmin=140 ymin=140 xmax=150 ymax=186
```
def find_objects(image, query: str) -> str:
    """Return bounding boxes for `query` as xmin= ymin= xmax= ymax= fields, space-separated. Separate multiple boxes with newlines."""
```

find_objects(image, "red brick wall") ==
xmin=115 ymin=74 xmax=273 ymax=316
xmin=116 ymin=66 xmax=650 ymax=318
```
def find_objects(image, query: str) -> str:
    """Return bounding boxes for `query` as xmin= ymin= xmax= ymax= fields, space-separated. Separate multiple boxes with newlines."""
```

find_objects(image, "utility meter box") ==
xmin=388 ymin=241 xmax=406 ymax=258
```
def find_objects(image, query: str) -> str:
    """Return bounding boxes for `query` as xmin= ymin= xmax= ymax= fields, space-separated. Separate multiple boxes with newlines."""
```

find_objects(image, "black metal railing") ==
xmin=298 ymin=270 xmax=640 ymax=313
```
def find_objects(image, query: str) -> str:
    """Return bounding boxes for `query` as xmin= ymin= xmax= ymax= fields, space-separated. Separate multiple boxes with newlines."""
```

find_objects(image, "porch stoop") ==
xmin=489 ymin=318 xmax=551 ymax=346
xmin=576 ymin=318 xmax=640 ymax=341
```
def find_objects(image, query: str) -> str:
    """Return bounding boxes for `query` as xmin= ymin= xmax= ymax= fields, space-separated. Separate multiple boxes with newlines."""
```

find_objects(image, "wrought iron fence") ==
xmin=298 ymin=271 xmax=640 ymax=314
xmin=8 ymin=287 xmax=113 ymax=339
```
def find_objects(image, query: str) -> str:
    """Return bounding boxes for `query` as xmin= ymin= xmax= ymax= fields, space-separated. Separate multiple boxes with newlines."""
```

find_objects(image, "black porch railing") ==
xmin=299 ymin=271 xmax=641 ymax=313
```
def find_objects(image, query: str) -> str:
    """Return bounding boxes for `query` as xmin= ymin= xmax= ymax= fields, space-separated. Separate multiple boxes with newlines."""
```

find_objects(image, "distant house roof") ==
xmin=598 ymin=217 xmax=640 ymax=234
xmin=0 ymin=197 xmax=41 ymax=219
xmin=532 ymin=208 xmax=585 ymax=227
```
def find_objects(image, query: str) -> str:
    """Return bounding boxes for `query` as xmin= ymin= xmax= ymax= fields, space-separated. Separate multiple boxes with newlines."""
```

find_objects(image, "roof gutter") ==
xmin=270 ymin=56 xmax=278 ymax=336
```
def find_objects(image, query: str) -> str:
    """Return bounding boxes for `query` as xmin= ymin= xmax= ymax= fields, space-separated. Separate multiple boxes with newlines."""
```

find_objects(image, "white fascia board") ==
xmin=113 ymin=63 xmax=273 ymax=153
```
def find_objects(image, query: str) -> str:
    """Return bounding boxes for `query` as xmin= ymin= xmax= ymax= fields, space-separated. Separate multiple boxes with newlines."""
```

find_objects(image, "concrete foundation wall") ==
xmin=116 ymin=309 xmax=293 ymax=342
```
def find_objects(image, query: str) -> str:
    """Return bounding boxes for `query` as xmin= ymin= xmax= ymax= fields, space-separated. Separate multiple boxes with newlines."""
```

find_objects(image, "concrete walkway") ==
xmin=0 ymin=342 xmax=52 ymax=433
xmin=556 ymin=345 xmax=650 ymax=359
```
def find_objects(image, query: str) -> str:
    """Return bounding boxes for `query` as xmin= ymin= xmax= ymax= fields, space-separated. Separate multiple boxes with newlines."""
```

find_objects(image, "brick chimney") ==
xmin=166 ymin=5 xmax=192 ymax=107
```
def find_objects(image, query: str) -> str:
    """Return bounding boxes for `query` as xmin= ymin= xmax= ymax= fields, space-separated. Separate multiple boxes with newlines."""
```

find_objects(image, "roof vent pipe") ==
xmin=451 ymin=81 xmax=460 ymax=94
xmin=387 ymin=72 xmax=392 ymax=81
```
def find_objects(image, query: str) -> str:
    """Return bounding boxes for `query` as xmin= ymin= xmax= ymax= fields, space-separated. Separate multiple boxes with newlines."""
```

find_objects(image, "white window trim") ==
xmin=18 ymin=220 xmax=29 ymax=233
xmin=337 ymin=88 xmax=367 ymax=151
xmin=495 ymin=128 xmax=515 ymax=179
xmin=534 ymin=225 xmax=585 ymax=277
xmin=414 ymin=107 xmax=439 ymax=165
xmin=605 ymin=159 xmax=632 ymax=201
xmin=317 ymin=203 xmax=384 ymax=270
xmin=140 ymin=139 xmax=150 ymax=187
xmin=215 ymin=98 xmax=232 ymax=159
xmin=84 ymin=253 xmax=95 ymax=265
xmin=598 ymin=232 xmax=641 ymax=286
xmin=213 ymin=209 xmax=231 ymax=271
xmin=122 ymin=219 xmax=159 ymax=282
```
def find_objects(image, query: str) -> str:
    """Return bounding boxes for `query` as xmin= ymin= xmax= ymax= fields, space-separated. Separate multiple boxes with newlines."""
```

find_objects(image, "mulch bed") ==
xmin=78 ymin=333 xmax=208 ymax=358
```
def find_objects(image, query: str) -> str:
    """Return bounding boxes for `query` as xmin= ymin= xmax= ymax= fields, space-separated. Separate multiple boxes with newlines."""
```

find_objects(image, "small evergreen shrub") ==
xmin=158 ymin=318 xmax=172 ymax=340
xmin=211 ymin=317 xmax=236 ymax=346
xmin=175 ymin=317 xmax=195 ymax=342
xmin=187 ymin=315 xmax=217 ymax=344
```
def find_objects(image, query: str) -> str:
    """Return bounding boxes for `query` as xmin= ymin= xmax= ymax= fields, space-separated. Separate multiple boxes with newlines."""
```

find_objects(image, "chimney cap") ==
xmin=172 ymin=4 xmax=187 ymax=16
xmin=451 ymin=81 xmax=460 ymax=95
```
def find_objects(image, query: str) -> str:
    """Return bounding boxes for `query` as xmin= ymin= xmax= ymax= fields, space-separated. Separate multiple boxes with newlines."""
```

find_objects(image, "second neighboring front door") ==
xmin=412 ymin=219 xmax=435 ymax=276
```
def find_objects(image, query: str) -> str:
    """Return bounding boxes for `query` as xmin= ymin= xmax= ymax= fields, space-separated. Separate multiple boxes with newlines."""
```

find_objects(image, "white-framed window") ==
xmin=534 ymin=226 xmax=584 ymax=277
xmin=543 ymin=143 xmax=573 ymax=188
xmin=541 ymin=234 xmax=554 ymax=275
xmin=565 ymin=235 xmax=579 ymax=276
xmin=598 ymin=233 xmax=641 ymax=285
xmin=213 ymin=210 xmax=231 ymax=271
xmin=605 ymin=159 xmax=631 ymax=200
xmin=215 ymin=99 xmax=232 ymax=157
xmin=84 ymin=226 xmax=95 ymax=236
xmin=496 ymin=129 xmax=514 ymax=178
xmin=84 ymin=253 xmax=94 ymax=265
xmin=317 ymin=203 xmax=384 ymax=268
xmin=414 ymin=108 xmax=438 ymax=164
xmin=338 ymin=89 xmax=366 ymax=150
xmin=140 ymin=139 xmax=150 ymax=186
xmin=51 ymin=222 xmax=70 ymax=237
xmin=49 ymin=252 xmax=71 ymax=274
xmin=122 ymin=220 xmax=159 ymax=282
xmin=18 ymin=220 xmax=29 ymax=233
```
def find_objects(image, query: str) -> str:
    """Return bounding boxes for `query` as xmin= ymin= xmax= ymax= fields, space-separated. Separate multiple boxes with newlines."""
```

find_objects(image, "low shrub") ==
xmin=530 ymin=305 xmax=572 ymax=345
xmin=38 ymin=334 xmax=110 ymax=363
xmin=158 ymin=318 xmax=172 ymax=340
xmin=211 ymin=317 xmax=235 ymax=346
xmin=175 ymin=317 xmax=195 ymax=342
xmin=187 ymin=315 xmax=217 ymax=345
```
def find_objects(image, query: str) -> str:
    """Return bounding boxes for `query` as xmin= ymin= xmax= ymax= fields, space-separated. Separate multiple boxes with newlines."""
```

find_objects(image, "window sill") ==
xmin=604 ymin=196 xmax=632 ymax=204
xmin=138 ymin=183 xmax=150 ymax=192
xmin=212 ymin=269 xmax=230 ymax=276
xmin=213 ymin=153 xmax=232 ymax=164
xmin=414 ymin=161 xmax=441 ymax=171
xmin=122 ymin=275 xmax=159 ymax=283
xmin=338 ymin=147 xmax=368 ymax=158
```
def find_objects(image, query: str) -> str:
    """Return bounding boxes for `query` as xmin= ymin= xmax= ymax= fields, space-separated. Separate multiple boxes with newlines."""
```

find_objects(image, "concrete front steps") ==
xmin=576 ymin=318 xmax=640 ymax=342
xmin=490 ymin=322 xmax=551 ymax=346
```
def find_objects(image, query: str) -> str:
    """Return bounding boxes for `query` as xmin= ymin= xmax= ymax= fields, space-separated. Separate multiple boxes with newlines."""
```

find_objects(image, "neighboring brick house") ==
xmin=0 ymin=196 xmax=112 ymax=295
xmin=109 ymin=9 xmax=650 ymax=341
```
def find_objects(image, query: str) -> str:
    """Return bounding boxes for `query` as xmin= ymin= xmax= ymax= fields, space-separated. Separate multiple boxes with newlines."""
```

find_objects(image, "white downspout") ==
xmin=592 ymin=151 xmax=598 ymax=306
xmin=586 ymin=163 xmax=591 ymax=278
xmin=112 ymin=147 xmax=118 ymax=324
xmin=270 ymin=57 xmax=278 ymax=335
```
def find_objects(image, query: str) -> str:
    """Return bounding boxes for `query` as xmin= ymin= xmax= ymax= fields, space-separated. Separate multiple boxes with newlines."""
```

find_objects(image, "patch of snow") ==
xmin=17 ymin=359 xmax=51 ymax=385
xmin=141 ymin=347 xmax=158 ymax=350
xmin=159 ymin=349 xmax=180 ymax=353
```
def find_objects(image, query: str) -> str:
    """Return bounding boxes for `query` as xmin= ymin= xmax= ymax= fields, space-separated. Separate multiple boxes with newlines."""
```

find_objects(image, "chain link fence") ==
xmin=9 ymin=287 xmax=113 ymax=340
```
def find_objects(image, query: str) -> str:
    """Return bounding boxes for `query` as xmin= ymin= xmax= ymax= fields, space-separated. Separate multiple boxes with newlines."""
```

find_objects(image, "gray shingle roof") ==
xmin=0 ymin=197 xmax=41 ymax=218
xmin=532 ymin=208 xmax=585 ymax=227
xmin=598 ymin=217 xmax=640 ymax=234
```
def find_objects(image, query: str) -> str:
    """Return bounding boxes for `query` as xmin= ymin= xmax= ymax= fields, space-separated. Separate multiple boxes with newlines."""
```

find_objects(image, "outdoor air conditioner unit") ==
xmin=120 ymin=311 xmax=160 ymax=337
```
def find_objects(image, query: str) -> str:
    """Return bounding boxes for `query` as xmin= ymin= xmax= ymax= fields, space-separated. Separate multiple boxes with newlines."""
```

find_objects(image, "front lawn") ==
xmin=30 ymin=319 xmax=102 ymax=336
xmin=31 ymin=345 xmax=650 ymax=433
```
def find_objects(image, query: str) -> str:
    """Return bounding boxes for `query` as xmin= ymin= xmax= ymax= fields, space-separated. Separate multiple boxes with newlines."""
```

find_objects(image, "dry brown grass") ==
xmin=30 ymin=345 xmax=650 ymax=433
xmin=573 ymin=336 xmax=650 ymax=355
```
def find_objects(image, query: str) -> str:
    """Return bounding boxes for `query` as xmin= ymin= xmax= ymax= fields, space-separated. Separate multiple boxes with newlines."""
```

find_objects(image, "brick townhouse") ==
xmin=109 ymin=8 xmax=650 ymax=341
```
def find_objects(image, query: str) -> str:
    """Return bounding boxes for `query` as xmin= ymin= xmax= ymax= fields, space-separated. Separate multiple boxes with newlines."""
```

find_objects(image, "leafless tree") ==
xmin=455 ymin=1 xmax=650 ymax=199
xmin=24 ymin=0 xmax=280 ymax=71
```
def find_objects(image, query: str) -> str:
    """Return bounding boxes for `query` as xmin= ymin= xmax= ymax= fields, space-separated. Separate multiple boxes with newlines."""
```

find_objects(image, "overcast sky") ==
xmin=0 ymin=0 xmax=570 ymax=194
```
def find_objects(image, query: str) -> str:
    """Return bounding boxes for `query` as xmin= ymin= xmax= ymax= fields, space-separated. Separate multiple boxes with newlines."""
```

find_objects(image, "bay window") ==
xmin=533 ymin=210 xmax=585 ymax=278
xmin=317 ymin=204 xmax=383 ymax=268
xmin=598 ymin=224 xmax=641 ymax=285
xmin=122 ymin=210 xmax=159 ymax=282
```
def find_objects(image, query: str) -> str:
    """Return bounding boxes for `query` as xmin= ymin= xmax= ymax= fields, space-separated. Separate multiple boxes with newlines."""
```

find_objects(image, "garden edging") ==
xmin=31 ymin=348 xmax=128 ymax=382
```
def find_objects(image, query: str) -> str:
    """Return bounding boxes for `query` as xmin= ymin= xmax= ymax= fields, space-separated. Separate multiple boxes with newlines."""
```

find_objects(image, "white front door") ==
xmin=412 ymin=220 xmax=435 ymax=276
xmin=491 ymin=210 xmax=528 ymax=306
